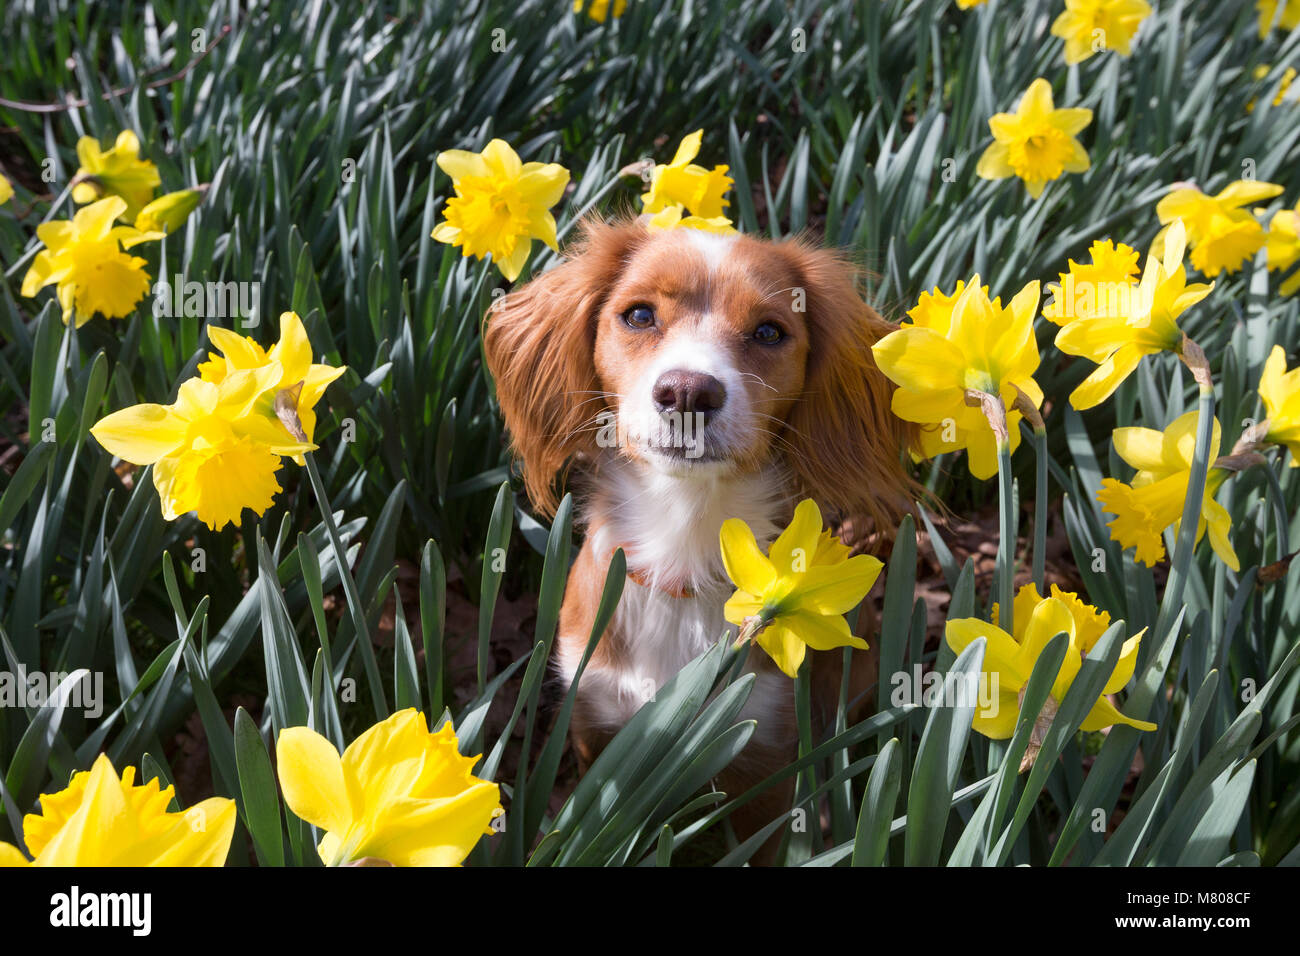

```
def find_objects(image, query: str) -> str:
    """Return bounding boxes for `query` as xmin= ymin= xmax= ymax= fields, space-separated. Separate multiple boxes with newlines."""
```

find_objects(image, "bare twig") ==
xmin=0 ymin=25 xmax=231 ymax=114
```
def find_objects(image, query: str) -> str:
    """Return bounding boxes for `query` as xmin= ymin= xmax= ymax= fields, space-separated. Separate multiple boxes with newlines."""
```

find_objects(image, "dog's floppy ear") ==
xmin=777 ymin=240 xmax=919 ymax=533
xmin=482 ymin=218 xmax=646 ymax=516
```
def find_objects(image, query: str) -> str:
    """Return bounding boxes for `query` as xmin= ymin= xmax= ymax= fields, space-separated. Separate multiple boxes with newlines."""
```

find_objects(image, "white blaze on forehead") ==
xmin=683 ymin=229 xmax=738 ymax=273
xmin=651 ymin=326 xmax=736 ymax=381
xmin=646 ymin=230 xmax=745 ymax=389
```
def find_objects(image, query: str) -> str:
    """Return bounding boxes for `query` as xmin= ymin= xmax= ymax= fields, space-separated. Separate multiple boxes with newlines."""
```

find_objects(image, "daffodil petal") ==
xmin=767 ymin=499 xmax=823 ymax=579
xmin=754 ymin=622 xmax=806 ymax=678
xmin=436 ymin=149 xmax=490 ymax=182
xmin=872 ymin=327 xmax=967 ymax=392
xmin=1017 ymin=597 xmax=1080 ymax=702
xmin=149 ymin=797 xmax=238 ymax=866
xmin=945 ymin=618 xmax=1028 ymax=690
xmin=90 ymin=404 xmax=190 ymax=464
xmin=0 ymin=843 xmax=29 ymax=866
xmin=352 ymin=785 xmax=501 ymax=867
xmin=1069 ymin=344 xmax=1145 ymax=410
xmin=1203 ymin=495 xmax=1241 ymax=572
xmin=1112 ymin=425 xmax=1167 ymax=471
xmin=780 ymin=608 xmax=867 ymax=652
xmin=276 ymin=726 xmax=353 ymax=835
xmin=1080 ymin=695 xmax=1156 ymax=732
xmin=790 ymin=554 xmax=883 ymax=615
xmin=972 ymin=689 xmax=1024 ymax=740
xmin=1102 ymin=632 xmax=1145 ymax=695
xmin=723 ymin=591 xmax=764 ymax=626
xmin=340 ymin=710 xmax=430 ymax=815
xmin=719 ymin=518 xmax=778 ymax=596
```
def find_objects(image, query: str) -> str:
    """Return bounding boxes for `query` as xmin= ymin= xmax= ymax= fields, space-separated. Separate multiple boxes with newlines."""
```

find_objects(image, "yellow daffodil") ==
xmin=1096 ymin=410 xmax=1240 ymax=571
xmin=19 ymin=196 xmax=163 ymax=327
xmin=0 ymin=174 xmax=12 ymax=205
xmin=1042 ymin=239 xmax=1141 ymax=325
xmin=196 ymin=311 xmax=346 ymax=462
xmin=276 ymin=710 xmax=501 ymax=867
xmin=720 ymin=498 xmax=881 ymax=678
xmin=873 ymin=277 xmax=1043 ymax=479
xmin=71 ymin=130 xmax=161 ymax=220
xmin=1265 ymin=200 xmax=1300 ymax=295
xmin=641 ymin=130 xmax=733 ymax=221
xmin=91 ymin=366 xmax=315 ymax=530
xmin=1050 ymin=0 xmax=1151 ymax=64
xmin=1249 ymin=65 xmax=1296 ymax=112
xmin=646 ymin=204 xmax=735 ymax=233
xmin=1155 ymin=180 xmax=1284 ymax=277
xmin=574 ymin=0 xmax=627 ymax=20
xmin=899 ymin=280 xmax=1019 ymax=468
xmin=1257 ymin=0 xmax=1300 ymax=37
xmin=947 ymin=584 xmax=1154 ymax=740
xmin=1055 ymin=220 xmax=1213 ymax=409
xmin=0 ymin=754 xmax=235 ymax=866
xmin=975 ymin=78 xmax=1092 ymax=199
xmin=1259 ymin=345 xmax=1300 ymax=463
xmin=134 ymin=187 xmax=205 ymax=234
xmin=956 ymin=0 xmax=988 ymax=7
xmin=897 ymin=279 xmax=1028 ymax=472
xmin=432 ymin=139 xmax=569 ymax=282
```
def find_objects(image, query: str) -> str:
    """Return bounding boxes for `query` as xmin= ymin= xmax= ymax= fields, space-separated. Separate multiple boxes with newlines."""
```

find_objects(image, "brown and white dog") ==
xmin=483 ymin=218 xmax=914 ymax=833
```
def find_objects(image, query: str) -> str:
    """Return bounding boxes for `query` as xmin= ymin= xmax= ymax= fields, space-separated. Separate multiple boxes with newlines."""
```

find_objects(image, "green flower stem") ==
xmin=971 ymin=387 xmax=1019 ymax=631
xmin=795 ymin=657 xmax=814 ymax=762
xmin=996 ymin=437 xmax=1016 ymax=635
xmin=305 ymin=451 xmax=388 ymax=719
xmin=1153 ymin=382 xmax=1215 ymax=646
xmin=1031 ymin=425 xmax=1048 ymax=592
xmin=792 ymin=657 xmax=816 ymax=858
xmin=1259 ymin=458 xmax=1292 ymax=564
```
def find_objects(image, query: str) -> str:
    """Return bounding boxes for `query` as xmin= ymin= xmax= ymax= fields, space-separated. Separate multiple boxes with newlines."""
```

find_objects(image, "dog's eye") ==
xmin=753 ymin=322 xmax=785 ymax=345
xmin=623 ymin=306 xmax=656 ymax=330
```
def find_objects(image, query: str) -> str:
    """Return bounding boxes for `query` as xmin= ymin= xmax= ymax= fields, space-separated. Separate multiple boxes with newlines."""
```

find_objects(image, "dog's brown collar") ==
xmin=625 ymin=563 xmax=695 ymax=599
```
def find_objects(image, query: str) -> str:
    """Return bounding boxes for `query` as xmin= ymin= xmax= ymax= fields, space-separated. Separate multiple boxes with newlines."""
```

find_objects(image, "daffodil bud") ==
xmin=134 ymin=185 xmax=207 ymax=234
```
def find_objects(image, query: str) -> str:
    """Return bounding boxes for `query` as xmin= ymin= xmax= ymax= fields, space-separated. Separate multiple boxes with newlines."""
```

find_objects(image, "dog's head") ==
xmin=483 ymin=218 xmax=915 ymax=529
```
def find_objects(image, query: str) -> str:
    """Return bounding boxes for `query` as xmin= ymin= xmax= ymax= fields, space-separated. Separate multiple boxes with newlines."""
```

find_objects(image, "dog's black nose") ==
xmin=652 ymin=370 xmax=727 ymax=421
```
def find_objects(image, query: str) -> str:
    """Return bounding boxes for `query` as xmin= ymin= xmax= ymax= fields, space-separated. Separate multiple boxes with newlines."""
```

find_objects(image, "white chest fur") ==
xmin=558 ymin=456 xmax=791 ymax=730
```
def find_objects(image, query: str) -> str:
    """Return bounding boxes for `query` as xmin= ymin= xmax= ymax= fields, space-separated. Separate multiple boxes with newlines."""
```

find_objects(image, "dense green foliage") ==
xmin=0 ymin=0 xmax=1297 ymax=865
